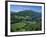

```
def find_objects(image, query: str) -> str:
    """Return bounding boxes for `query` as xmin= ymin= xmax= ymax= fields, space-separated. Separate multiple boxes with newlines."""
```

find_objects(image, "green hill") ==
xmin=11 ymin=10 xmax=42 ymax=32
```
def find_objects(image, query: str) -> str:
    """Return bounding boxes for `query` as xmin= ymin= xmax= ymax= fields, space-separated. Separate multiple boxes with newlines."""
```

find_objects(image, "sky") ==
xmin=10 ymin=5 xmax=42 ymax=13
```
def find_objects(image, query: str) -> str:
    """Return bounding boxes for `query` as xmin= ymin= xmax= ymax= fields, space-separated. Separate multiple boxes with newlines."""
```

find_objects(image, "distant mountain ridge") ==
xmin=11 ymin=10 xmax=41 ymax=15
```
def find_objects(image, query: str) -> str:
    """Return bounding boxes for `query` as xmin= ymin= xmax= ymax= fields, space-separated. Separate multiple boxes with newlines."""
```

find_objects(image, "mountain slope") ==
xmin=11 ymin=10 xmax=42 ymax=32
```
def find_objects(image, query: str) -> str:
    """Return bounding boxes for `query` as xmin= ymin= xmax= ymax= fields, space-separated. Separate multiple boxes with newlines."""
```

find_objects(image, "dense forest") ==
xmin=10 ymin=10 xmax=42 ymax=32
